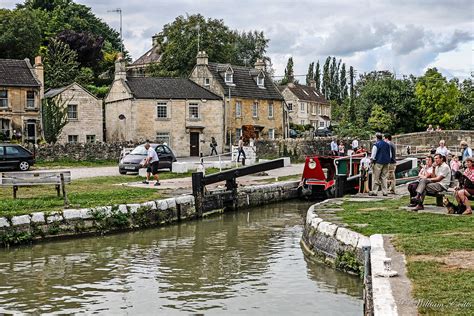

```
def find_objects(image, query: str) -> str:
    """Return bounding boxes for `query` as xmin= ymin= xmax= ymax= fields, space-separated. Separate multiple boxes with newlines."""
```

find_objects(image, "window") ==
xmin=225 ymin=70 xmax=233 ymax=83
xmin=67 ymin=104 xmax=78 ymax=120
xmin=320 ymin=121 xmax=325 ymax=127
xmin=235 ymin=101 xmax=242 ymax=117
xmin=268 ymin=128 xmax=275 ymax=140
xmin=189 ymin=103 xmax=199 ymax=119
xmin=287 ymin=102 xmax=293 ymax=111
xmin=236 ymin=128 xmax=242 ymax=139
xmin=268 ymin=102 xmax=274 ymax=118
xmin=156 ymin=132 xmax=170 ymax=145
xmin=0 ymin=119 xmax=10 ymax=138
xmin=204 ymin=78 xmax=210 ymax=86
xmin=252 ymin=102 xmax=259 ymax=117
xmin=5 ymin=146 xmax=20 ymax=156
xmin=86 ymin=135 xmax=96 ymax=143
xmin=68 ymin=135 xmax=78 ymax=143
xmin=157 ymin=102 xmax=168 ymax=118
xmin=257 ymin=73 xmax=265 ymax=86
xmin=312 ymin=104 xmax=316 ymax=115
xmin=301 ymin=120 xmax=306 ymax=125
xmin=318 ymin=105 xmax=322 ymax=115
xmin=26 ymin=91 xmax=35 ymax=108
xmin=0 ymin=147 xmax=3 ymax=156
xmin=0 ymin=90 xmax=8 ymax=108
xmin=300 ymin=102 xmax=305 ymax=113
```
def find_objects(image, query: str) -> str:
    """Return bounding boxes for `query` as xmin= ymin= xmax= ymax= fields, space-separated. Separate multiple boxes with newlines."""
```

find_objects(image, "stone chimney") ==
xmin=114 ymin=53 xmax=127 ymax=80
xmin=309 ymin=79 xmax=316 ymax=89
xmin=33 ymin=56 xmax=44 ymax=98
xmin=196 ymin=51 xmax=208 ymax=65
xmin=254 ymin=58 xmax=265 ymax=71
xmin=152 ymin=34 xmax=160 ymax=47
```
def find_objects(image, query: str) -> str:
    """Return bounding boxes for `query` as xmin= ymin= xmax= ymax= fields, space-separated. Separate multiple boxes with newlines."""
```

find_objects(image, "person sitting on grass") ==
xmin=454 ymin=157 xmax=474 ymax=215
xmin=411 ymin=153 xmax=450 ymax=211
xmin=142 ymin=142 xmax=160 ymax=186
xmin=408 ymin=155 xmax=434 ymax=203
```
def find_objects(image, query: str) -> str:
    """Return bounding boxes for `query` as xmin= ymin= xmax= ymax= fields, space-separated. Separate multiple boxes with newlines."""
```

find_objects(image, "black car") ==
xmin=0 ymin=144 xmax=35 ymax=171
xmin=119 ymin=143 xmax=177 ymax=174
xmin=314 ymin=127 xmax=332 ymax=137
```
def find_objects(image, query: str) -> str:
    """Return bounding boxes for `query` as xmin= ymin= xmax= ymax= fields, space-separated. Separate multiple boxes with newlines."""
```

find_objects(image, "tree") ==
xmin=454 ymin=78 xmax=474 ymax=130
xmin=340 ymin=63 xmax=347 ymax=101
xmin=0 ymin=9 xmax=42 ymax=60
xmin=43 ymin=38 xmax=80 ymax=89
xmin=233 ymin=30 xmax=270 ymax=69
xmin=368 ymin=104 xmax=394 ymax=132
xmin=314 ymin=61 xmax=321 ymax=92
xmin=415 ymin=68 xmax=462 ymax=128
xmin=281 ymin=57 xmax=294 ymax=85
xmin=306 ymin=62 xmax=314 ymax=85
xmin=322 ymin=57 xmax=331 ymax=98
xmin=56 ymin=30 xmax=104 ymax=68
xmin=41 ymin=96 xmax=69 ymax=144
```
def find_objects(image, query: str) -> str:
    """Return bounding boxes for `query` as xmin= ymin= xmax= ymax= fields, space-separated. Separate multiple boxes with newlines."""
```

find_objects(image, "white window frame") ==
xmin=252 ymin=101 xmax=259 ymax=118
xmin=68 ymin=135 xmax=78 ymax=143
xmin=257 ymin=73 xmax=265 ymax=86
xmin=204 ymin=78 xmax=210 ymax=86
xmin=188 ymin=102 xmax=200 ymax=120
xmin=268 ymin=128 xmax=275 ymax=140
xmin=235 ymin=101 xmax=242 ymax=117
xmin=311 ymin=104 xmax=316 ymax=115
xmin=0 ymin=90 xmax=7 ymax=108
xmin=67 ymin=104 xmax=78 ymax=120
xmin=319 ymin=121 xmax=325 ymax=127
xmin=26 ymin=91 xmax=35 ymax=108
xmin=86 ymin=135 xmax=96 ymax=143
xmin=268 ymin=102 xmax=274 ymax=118
xmin=300 ymin=102 xmax=305 ymax=113
xmin=236 ymin=128 xmax=242 ymax=139
xmin=318 ymin=104 xmax=322 ymax=115
xmin=225 ymin=70 xmax=233 ymax=83
xmin=156 ymin=132 xmax=170 ymax=146
xmin=156 ymin=102 xmax=168 ymax=119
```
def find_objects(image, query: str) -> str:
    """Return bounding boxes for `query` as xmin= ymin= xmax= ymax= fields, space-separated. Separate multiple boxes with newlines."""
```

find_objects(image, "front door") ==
xmin=27 ymin=122 xmax=36 ymax=142
xmin=190 ymin=132 xmax=200 ymax=156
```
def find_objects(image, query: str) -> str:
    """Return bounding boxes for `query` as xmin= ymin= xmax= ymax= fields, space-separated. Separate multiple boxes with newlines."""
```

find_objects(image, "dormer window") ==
xmin=225 ymin=70 xmax=233 ymax=83
xmin=257 ymin=72 xmax=265 ymax=86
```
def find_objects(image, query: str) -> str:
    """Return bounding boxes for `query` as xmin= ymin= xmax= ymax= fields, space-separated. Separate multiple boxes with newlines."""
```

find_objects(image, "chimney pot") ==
xmin=196 ymin=51 xmax=208 ymax=65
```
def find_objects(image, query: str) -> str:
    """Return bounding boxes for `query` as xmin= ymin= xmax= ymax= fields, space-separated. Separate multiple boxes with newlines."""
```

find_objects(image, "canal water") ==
xmin=0 ymin=201 xmax=363 ymax=315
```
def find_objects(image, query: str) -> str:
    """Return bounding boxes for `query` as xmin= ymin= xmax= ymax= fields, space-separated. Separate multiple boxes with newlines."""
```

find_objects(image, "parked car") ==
xmin=0 ymin=144 xmax=35 ymax=171
xmin=289 ymin=129 xmax=301 ymax=139
xmin=314 ymin=127 xmax=332 ymax=137
xmin=119 ymin=143 xmax=177 ymax=174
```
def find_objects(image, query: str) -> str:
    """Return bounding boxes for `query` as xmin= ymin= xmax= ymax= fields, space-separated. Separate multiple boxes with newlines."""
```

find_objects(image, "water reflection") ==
xmin=0 ymin=201 xmax=362 ymax=314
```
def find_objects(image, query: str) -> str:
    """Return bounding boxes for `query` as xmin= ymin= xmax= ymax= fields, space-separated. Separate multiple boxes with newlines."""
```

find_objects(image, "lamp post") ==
xmin=108 ymin=8 xmax=123 ymax=54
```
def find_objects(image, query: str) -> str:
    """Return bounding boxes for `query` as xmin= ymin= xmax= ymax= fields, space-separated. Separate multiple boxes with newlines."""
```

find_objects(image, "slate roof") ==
xmin=44 ymin=86 xmax=68 ymax=98
xmin=125 ymin=77 xmax=222 ymax=100
xmin=285 ymin=83 xmax=329 ymax=104
xmin=207 ymin=62 xmax=284 ymax=100
xmin=130 ymin=45 xmax=162 ymax=66
xmin=0 ymin=58 xmax=40 ymax=87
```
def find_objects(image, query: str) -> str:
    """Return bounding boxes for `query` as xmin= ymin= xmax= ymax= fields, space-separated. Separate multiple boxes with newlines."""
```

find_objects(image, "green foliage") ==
xmin=281 ymin=57 xmax=294 ymax=85
xmin=76 ymin=67 xmax=94 ymax=86
xmin=0 ymin=230 xmax=33 ymax=246
xmin=335 ymin=250 xmax=363 ymax=276
xmin=0 ymin=8 xmax=42 ymax=60
xmin=454 ymin=78 xmax=474 ymax=130
xmin=306 ymin=61 xmax=314 ymax=85
xmin=415 ymin=68 xmax=462 ymax=129
xmin=85 ymin=84 xmax=109 ymax=98
xmin=41 ymin=95 xmax=69 ymax=144
xmin=43 ymin=38 xmax=79 ymax=88
xmin=314 ymin=61 xmax=321 ymax=92
xmin=368 ymin=104 xmax=394 ymax=132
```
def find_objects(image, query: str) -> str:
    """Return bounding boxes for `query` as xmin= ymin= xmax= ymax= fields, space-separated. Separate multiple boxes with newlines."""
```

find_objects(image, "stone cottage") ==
xmin=189 ymin=51 xmax=286 ymax=144
xmin=279 ymin=81 xmax=331 ymax=129
xmin=0 ymin=56 xmax=44 ymax=143
xmin=44 ymin=83 xmax=103 ymax=144
xmin=105 ymin=56 xmax=224 ymax=157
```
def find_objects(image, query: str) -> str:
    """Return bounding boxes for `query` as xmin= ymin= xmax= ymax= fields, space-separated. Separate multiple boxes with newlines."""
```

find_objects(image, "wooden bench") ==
xmin=0 ymin=171 xmax=71 ymax=205
xmin=427 ymin=189 xmax=474 ymax=206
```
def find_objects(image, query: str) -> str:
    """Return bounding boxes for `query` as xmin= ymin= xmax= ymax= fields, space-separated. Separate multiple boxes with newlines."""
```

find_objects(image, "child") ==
xmin=450 ymin=155 xmax=461 ymax=174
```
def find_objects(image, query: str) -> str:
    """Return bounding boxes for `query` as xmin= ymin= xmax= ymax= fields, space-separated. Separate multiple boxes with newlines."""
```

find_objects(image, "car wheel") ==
xmin=19 ymin=161 xmax=30 ymax=171
xmin=119 ymin=169 xmax=127 ymax=175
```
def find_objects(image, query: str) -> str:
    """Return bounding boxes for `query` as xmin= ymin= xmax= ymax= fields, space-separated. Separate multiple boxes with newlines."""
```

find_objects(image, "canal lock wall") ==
xmin=0 ymin=181 xmax=300 ymax=247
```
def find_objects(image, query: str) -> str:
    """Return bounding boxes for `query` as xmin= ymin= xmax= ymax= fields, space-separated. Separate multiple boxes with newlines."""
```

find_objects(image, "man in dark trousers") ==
xmin=369 ymin=132 xmax=392 ymax=196
xmin=385 ymin=133 xmax=397 ymax=194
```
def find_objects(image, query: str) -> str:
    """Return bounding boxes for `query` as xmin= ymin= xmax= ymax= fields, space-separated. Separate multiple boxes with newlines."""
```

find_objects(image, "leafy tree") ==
xmin=56 ymin=30 xmax=104 ymax=68
xmin=43 ymin=38 xmax=79 ymax=88
xmin=233 ymin=30 xmax=270 ymax=69
xmin=368 ymin=104 xmax=394 ymax=132
xmin=454 ymin=78 xmax=474 ymax=130
xmin=0 ymin=9 xmax=42 ymax=60
xmin=415 ymin=68 xmax=461 ymax=129
xmin=314 ymin=61 xmax=321 ymax=92
xmin=322 ymin=57 xmax=331 ymax=98
xmin=349 ymin=66 xmax=355 ymax=99
xmin=340 ymin=63 xmax=347 ymax=101
xmin=281 ymin=57 xmax=295 ymax=85
xmin=306 ymin=62 xmax=314 ymax=85
xmin=41 ymin=95 xmax=70 ymax=144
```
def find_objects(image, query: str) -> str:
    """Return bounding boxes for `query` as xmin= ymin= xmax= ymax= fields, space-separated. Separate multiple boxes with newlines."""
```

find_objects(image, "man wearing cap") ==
xmin=369 ymin=132 xmax=392 ymax=196
xmin=460 ymin=141 xmax=472 ymax=162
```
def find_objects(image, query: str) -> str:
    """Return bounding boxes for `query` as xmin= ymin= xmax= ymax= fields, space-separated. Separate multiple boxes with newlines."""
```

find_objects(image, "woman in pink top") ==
xmin=455 ymin=157 xmax=474 ymax=215
xmin=450 ymin=155 xmax=460 ymax=173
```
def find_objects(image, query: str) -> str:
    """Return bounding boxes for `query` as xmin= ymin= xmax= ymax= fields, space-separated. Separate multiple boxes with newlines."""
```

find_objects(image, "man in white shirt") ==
xmin=143 ymin=142 xmax=160 ymax=186
xmin=351 ymin=138 xmax=359 ymax=151
xmin=330 ymin=139 xmax=338 ymax=156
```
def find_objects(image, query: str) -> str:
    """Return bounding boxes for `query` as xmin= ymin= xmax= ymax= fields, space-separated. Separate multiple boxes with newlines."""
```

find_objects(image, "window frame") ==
xmin=225 ymin=70 xmax=233 ymax=83
xmin=86 ymin=135 xmax=96 ymax=143
xmin=156 ymin=131 xmax=170 ymax=146
xmin=156 ymin=102 xmax=168 ymax=119
xmin=204 ymin=78 xmax=210 ymax=86
xmin=188 ymin=102 xmax=200 ymax=120
xmin=67 ymin=104 xmax=78 ymax=120
xmin=236 ymin=128 xmax=242 ymax=139
xmin=268 ymin=102 xmax=274 ymax=118
xmin=0 ymin=90 xmax=8 ymax=108
xmin=26 ymin=91 xmax=35 ymax=108
xmin=252 ymin=101 xmax=259 ymax=118
xmin=300 ymin=102 xmax=305 ymax=113
xmin=257 ymin=73 xmax=265 ymax=86
xmin=268 ymin=128 xmax=275 ymax=140
xmin=235 ymin=101 xmax=242 ymax=117
xmin=68 ymin=135 xmax=78 ymax=144
xmin=287 ymin=102 xmax=293 ymax=112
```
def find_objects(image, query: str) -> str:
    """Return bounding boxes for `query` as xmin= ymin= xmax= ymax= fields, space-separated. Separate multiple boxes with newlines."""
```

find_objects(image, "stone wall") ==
xmin=392 ymin=130 xmax=474 ymax=148
xmin=0 ymin=181 xmax=300 ymax=247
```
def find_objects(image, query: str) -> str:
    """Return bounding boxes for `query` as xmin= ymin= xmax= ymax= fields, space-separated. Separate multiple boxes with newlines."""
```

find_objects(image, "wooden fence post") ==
xmin=192 ymin=172 xmax=204 ymax=218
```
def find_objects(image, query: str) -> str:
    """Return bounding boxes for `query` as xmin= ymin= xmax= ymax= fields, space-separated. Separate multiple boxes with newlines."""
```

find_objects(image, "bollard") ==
xmin=335 ymin=175 xmax=347 ymax=197
xmin=242 ymin=157 xmax=246 ymax=166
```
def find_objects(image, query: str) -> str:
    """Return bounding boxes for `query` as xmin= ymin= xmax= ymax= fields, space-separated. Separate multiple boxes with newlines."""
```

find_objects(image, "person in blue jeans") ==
xmin=237 ymin=136 xmax=246 ymax=162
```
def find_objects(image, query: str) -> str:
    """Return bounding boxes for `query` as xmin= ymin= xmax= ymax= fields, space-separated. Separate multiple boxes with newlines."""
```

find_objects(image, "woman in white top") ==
xmin=435 ymin=140 xmax=449 ymax=157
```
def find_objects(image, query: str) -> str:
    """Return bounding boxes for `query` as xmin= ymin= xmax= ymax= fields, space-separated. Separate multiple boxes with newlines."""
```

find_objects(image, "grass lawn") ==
xmin=338 ymin=196 xmax=474 ymax=315
xmin=35 ymin=159 xmax=118 ymax=168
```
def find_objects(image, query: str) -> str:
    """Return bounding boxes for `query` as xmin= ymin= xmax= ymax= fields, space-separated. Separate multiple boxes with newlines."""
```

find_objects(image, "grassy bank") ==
xmin=35 ymin=159 xmax=118 ymax=168
xmin=338 ymin=196 xmax=474 ymax=315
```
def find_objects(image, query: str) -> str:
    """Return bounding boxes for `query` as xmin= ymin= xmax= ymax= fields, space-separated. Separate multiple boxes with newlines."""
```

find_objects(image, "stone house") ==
xmin=0 ymin=57 xmax=44 ymax=143
xmin=279 ymin=82 xmax=331 ymax=129
xmin=127 ymin=35 xmax=162 ymax=77
xmin=105 ymin=57 xmax=224 ymax=157
xmin=189 ymin=51 xmax=286 ymax=145
xmin=44 ymin=83 xmax=103 ymax=144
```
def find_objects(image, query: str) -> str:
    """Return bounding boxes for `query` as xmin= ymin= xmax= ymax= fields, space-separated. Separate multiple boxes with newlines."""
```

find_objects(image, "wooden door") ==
xmin=190 ymin=132 xmax=200 ymax=156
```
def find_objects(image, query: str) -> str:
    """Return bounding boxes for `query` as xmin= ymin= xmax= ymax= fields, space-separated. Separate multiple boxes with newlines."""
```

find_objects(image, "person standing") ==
xmin=330 ymin=139 xmax=338 ymax=156
xmin=351 ymin=138 xmax=359 ymax=151
xmin=385 ymin=134 xmax=397 ymax=194
xmin=237 ymin=136 xmax=246 ymax=162
xmin=142 ymin=142 xmax=160 ymax=186
xmin=210 ymin=136 xmax=218 ymax=156
xmin=338 ymin=141 xmax=345 ymax=156
xmin=460 ymin=141 xmax=473 ymax=163
xmin=369 ymin=133 xmax=392 ymax=196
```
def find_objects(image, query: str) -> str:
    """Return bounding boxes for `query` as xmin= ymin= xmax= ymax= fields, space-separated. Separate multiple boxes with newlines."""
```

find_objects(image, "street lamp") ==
xmin=108 ymin=8 xmax=123 ymax=54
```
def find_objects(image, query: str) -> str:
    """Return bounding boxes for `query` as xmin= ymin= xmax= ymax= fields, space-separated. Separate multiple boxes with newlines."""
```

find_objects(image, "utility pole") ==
xmin=197 ymin=24 xmax=200 ymax=53
xmin=108 ymin=8 xmax=123 ymax=54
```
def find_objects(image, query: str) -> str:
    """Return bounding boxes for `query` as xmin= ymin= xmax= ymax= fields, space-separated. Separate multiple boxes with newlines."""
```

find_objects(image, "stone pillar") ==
xmin=114 ymin=53 xmax=127 ymax=81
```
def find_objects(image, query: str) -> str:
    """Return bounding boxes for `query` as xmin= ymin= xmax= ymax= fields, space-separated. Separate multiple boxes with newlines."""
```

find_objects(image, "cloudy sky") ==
xmin=4 ymin=0 xmax=473 ymax=79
